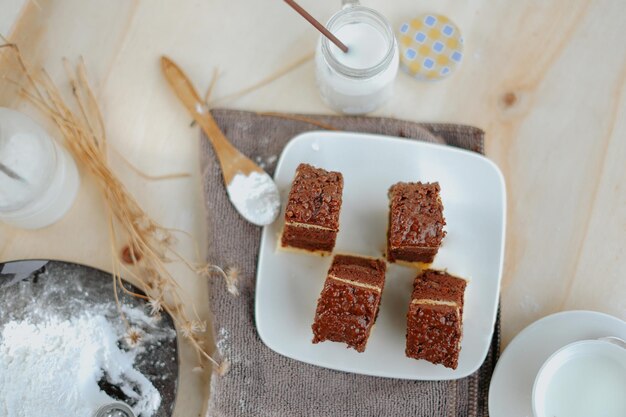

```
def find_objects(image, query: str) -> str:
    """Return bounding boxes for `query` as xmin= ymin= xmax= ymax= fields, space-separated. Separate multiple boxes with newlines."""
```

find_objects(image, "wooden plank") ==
xmin=1 ymin=0 xmax=625 ymax=413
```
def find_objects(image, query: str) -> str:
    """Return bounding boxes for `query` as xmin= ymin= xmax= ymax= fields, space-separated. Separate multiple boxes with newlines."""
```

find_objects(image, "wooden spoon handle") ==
xmin=161 ymin=56 xmax=260 ymax=184
xmin=187 ymin=101 xmax=251 ymax=183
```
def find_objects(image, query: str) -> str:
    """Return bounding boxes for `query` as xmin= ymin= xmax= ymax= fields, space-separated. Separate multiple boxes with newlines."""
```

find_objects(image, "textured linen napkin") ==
xmin=201 ymin=109 xmax=498 ymax=417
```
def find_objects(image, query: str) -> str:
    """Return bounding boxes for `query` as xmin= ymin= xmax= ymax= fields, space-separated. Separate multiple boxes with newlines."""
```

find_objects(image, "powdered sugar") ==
xmin=226 ymin=171 xmax=280 ymax=226
xmin=0 ymin=309 xmax=161 ymax=417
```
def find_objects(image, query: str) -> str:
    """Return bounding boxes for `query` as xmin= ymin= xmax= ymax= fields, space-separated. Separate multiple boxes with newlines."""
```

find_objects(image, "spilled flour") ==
xmin=0 ymin=310 xmax=161 ymax=417
xmin=0 ymin=261 xmax=178 ymax=417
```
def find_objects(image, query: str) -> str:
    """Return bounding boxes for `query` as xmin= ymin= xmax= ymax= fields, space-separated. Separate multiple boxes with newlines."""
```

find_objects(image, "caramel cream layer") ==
xmin=285 ymin=221 xmax=337 ymax=231
xmin=411 ymin=299 xmax=458 ymax=307
xmin=328 ymin=274 xmax=382 ymax=292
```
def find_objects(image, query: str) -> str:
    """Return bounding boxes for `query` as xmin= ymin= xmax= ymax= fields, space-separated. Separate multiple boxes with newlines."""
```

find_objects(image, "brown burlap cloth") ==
xmin=200 ymin=109 xmax=499 ymax=417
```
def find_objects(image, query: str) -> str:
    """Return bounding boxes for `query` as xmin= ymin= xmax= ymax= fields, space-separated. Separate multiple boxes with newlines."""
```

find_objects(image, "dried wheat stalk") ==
xmin=1 ymin=39 xmax=328 ymax=377
xmin=1 ymin=40 xmax=233 ymax=375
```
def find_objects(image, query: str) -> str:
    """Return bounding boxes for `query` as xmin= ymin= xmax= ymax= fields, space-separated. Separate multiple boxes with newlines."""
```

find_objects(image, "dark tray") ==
xmin=0 ymin=259 xmax=178 ymax=417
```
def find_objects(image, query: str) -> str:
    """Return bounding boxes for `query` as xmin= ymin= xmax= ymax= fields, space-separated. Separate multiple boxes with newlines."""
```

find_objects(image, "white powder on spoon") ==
xmin=0 ymin=311 xmax=161 ymax=417
xmin=226 ymin=171 xmax=281 ymax=226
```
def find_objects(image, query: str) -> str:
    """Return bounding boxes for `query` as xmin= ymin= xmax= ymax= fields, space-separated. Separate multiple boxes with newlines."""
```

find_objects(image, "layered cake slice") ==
xmin=387 ymin=182 xmax=446 ymax=266
xmin=312 ymin=254 xmax=386 ymax=352
xmin=406 ymin=269 xmax=467 ymax=369
xmin=280 ymin=163 xmax=343 ymax=255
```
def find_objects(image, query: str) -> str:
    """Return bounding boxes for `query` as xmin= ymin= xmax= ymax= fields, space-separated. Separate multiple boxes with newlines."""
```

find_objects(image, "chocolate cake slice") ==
xmin=387 ymin=182 xmax=446 ymax=266
xmin=406 ymin=270 xmax=467 ymax=369
xmin=312 ymin=254 xmax=386 ymax=352
xmin=281 ymin=163 xmax=343 ymax=255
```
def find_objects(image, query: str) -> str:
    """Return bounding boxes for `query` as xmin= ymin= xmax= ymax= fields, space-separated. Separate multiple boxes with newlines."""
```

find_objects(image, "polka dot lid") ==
xmin=398 ymin=14 xmax=464 ymax=81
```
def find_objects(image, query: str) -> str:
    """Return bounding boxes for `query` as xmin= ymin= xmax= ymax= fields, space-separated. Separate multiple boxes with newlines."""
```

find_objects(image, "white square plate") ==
xmin=255 ymin=131 xmax=506 ymax=380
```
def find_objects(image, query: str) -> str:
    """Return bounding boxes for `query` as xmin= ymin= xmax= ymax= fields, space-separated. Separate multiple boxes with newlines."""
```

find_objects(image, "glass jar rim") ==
xmin=321 ymin=5 xmax=396 ymax=79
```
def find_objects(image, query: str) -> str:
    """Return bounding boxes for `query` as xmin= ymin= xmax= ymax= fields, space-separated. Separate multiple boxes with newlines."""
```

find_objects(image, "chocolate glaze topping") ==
xmin=405 ymin=269 xmax=467 ymax=369
xmin=388 ymin=182 xmax=446 ymax=248
xmin=284 ymin=163 xmax=343 ymax=229
xmin=406 ymin=303 xmax=462 ymax=369
xmin=312 ymin=255 xmax=386 ymax=352
xmin=312 ymin=280 xmax=380 ymax=352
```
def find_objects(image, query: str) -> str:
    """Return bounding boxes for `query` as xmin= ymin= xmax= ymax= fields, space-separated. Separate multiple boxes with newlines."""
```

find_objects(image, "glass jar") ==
xmin=315 ymin=3 xmax=399 ymax=114
xmin=0 ymin=107 xmax=80 ymax=229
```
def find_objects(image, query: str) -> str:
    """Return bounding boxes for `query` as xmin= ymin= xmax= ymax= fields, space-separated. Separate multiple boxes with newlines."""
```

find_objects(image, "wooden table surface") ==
xmin=1 ymin=0 xmax=625 ymax=415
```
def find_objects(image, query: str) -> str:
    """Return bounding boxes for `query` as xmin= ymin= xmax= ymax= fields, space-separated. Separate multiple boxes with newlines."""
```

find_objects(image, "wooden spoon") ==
xmin=161 ymin=56 xmax=280 ymax=226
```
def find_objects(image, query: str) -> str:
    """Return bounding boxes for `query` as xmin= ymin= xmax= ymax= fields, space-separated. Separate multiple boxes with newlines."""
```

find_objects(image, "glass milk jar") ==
xmin=315 ymin=3 xmax=399 ymax=114
xmin=0 ymin=108 xmax=80 ymax=229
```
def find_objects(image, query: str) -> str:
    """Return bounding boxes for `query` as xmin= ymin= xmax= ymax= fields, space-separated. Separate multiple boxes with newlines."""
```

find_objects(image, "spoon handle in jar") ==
xmin=0 ymin=162 xmax=26 ymax=183
xmin=285 ymin=0 xmax=349 ymax=53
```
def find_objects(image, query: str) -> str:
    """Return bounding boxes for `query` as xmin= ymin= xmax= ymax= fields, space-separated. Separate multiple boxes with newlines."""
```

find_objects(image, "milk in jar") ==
xmin=315 ymin=5 xmax=399 ymax=114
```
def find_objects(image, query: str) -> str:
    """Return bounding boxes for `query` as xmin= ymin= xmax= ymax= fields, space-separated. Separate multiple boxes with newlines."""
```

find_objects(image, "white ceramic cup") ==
xmin=532 ymin=339 xmax=626 ymax=417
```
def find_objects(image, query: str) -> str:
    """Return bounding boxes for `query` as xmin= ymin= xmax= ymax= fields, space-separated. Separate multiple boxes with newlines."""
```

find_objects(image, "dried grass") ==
xmin=0 ymin=39 xmax=233 ymax=375
xmin=0 ymin=39 xmax=330 ymax=377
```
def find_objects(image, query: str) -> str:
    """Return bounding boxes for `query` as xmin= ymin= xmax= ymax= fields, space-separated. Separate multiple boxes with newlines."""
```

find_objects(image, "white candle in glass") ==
xmin=0 ymin=107 xmax=80 ymax=229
